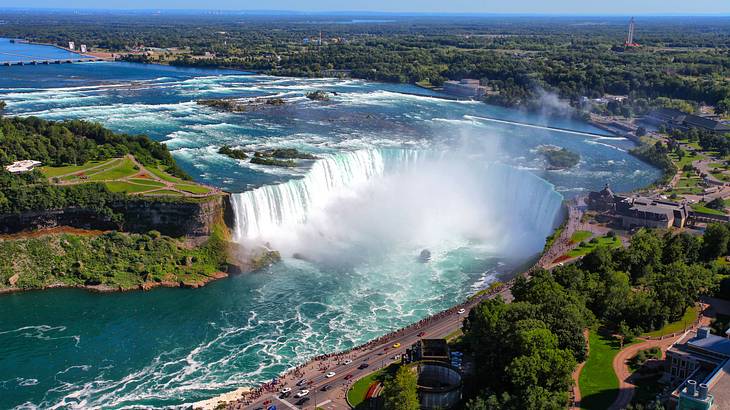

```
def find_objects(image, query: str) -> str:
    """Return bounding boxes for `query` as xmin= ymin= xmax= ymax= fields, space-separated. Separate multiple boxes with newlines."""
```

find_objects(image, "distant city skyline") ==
xmin=1 ymin=0 xmax=729 ymax=15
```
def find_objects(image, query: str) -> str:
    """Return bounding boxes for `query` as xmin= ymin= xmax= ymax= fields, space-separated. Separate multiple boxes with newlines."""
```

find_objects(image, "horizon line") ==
xmin=0 ymin=8 xmax=729 ymax=17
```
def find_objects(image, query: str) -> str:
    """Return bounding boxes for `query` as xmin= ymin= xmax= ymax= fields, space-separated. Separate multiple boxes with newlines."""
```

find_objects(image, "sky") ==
xmin=1 ymin=0 xmax=729 ymax=15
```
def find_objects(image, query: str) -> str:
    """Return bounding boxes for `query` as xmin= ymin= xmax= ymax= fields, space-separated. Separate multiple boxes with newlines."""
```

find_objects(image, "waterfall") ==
xmin=230 ymin=148 xmax=564 ymax=246
xmin=231 ymin=149 xmax=388 ymax=241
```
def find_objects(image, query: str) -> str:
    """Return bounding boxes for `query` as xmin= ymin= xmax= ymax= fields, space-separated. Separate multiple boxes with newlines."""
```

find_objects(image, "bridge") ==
xmin=1 ymin=57 xmax=107 ymax=66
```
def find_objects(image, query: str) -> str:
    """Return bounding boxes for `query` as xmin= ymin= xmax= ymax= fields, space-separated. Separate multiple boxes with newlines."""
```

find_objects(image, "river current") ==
xmin=0 ymin=61 xmax=659 ymax=409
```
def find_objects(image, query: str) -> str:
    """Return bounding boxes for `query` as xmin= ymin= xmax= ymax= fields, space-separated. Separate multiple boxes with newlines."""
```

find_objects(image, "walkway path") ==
xmin=571 ymin=329 xmax=590 ymax=410
xmin=608 ymin=314 xmax=711 ymax=410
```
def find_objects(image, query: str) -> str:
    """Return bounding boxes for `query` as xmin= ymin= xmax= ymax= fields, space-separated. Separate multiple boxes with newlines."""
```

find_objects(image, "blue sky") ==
xmin=2 ymin=0 xmax=729 ymax=14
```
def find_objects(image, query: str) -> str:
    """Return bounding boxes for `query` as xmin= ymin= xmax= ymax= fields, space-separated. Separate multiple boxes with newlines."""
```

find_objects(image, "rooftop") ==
xmin=4 ymin=160 xmax=42 ymax=174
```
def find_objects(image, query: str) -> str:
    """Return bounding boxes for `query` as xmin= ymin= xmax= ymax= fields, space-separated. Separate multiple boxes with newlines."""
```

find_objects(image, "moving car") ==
xmin=296 ymin=379 xmax=307 ymax=386
xmin=344 ymin=374 xmax=354 ymax=380
xmin=458 ymin=308 xmax=466 ymax=314
xmin=321 ymin=384 xmax=332 ymax=391
xmin=326 ymin=371 xmax=336 ymax=378
xmin=295 ymin=397 xmax=310 ymax=405
xmin=417 ymin=331 xmax=426 ymax=337
xmin=295 ymin=389 xmax=309 ymax=398
xmin=358 ymin=363 xmax=369 ymax=369
xmin=280 ymin=387 xmax=291 ymax=394
xmin=392 ymin=343 xmax=401 ymax=348
xmin=343 ymin=359 xmax=352 ymax=365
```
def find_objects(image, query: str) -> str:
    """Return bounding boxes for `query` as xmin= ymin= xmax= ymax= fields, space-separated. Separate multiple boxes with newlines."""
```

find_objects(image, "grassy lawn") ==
xmin=128 ymin=178 xmax=166 ymax=188
xmin=580 ymin=330 xmax=623 ymax=410
xmin=105 ymin=181 xmax=159 ymax=194
xmin=669 ymin=151 xmax=703 ymax=169
xmin=642 ymin=306 xmax=699 ymax=338
xmin=347 ymin=363 xmax=399 ymax=408
xmin=691 ymin=203 xmax=726 ymax=216
xmin=146 ymin=189 xmax=183 ymax=196
xmin=147 ymin=165 xmax=185 ymax=183
xmin=571 ymin=230 xmax=593 ymax=244
xmin=40 ymin=158 xmax=116 ymax=177
xmin=89 ymin=157 xmax=138 ymax=181
xmin=567 ymin=235 xmax=622 ymax=258
xmin=175 ymin=184 xmax=210 ymax=194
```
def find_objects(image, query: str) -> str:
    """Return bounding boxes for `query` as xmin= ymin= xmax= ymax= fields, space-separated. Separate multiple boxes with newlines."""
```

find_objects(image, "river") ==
xmin=0 ymin=60 xmax=659 ymax=409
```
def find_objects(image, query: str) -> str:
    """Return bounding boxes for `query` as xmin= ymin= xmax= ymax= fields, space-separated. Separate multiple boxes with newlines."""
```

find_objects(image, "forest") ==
xmin=0 ymin=12 xmax=729 ymax=112
xmin=0 ymin=116 xmax=188 ymax=216
xmin=461 ymin=228 xmax=726 ymax=409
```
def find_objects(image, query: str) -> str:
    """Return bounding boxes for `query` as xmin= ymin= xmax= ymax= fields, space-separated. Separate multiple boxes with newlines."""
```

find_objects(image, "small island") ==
xmin=197 ymin=97 xmax=285 ymax=113
xmin=305 ymin=90 xmax=330 ymax=101
xmin=539 ymin=146 xmax=580 ymax=169
xmin=218 ymin=145 xmax=248 ymax=160
xmin=250 ymin=148 xmax=317 ymax=167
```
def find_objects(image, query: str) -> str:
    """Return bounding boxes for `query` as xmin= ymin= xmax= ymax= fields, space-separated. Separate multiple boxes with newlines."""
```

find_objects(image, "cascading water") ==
xmin=230 ymin=148 xmax=564 ymax=253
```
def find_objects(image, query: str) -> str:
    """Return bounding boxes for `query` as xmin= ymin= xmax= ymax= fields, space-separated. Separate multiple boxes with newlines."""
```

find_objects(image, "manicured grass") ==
xmin=40 ymin=159 xmax=116 ymax=177
xmin=668 ymin=151 xmax=703 ymax=169
xmin=691 ymin=203 xmax=726 ymax=216
xmin=347 ymin=363 xmax=398 ymax=408
xmin=642 ymin=306 xmax=699 ymax=338
xmin=128 ymin=178 xmax=166 ymax=188
xmin=175 ymin=184 xmax=210 ymax=194
xmin=104 ymin=181 xmax=159 ymax=194
xmin=571 ymin=230 xmax=593 ymax=244
xmin=567 ymin=235 xmax=622 ymax=258
xmin=145 ymin=189 xmax=183 ymax=196
xmin=579 ymin=330 xmax=622 ymax=410
xmin=147 ymin=165 xmax=185 ymax=183
xmin=89 ymin=157 xmax=138 ymax=181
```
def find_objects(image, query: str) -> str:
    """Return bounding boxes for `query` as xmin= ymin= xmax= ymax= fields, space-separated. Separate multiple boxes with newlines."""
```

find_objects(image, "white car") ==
xmin=280 ymin=387 xmax=291 ymax=394
xmin=326 ymin=371 xmax=336 ymax=378
xmin=458 ymin=308 xmax=466 ymax=314
xmin=295 ymin=390 xmax=310 ymax=398
xmin=343 ymin=359 xmax=352 ymax=365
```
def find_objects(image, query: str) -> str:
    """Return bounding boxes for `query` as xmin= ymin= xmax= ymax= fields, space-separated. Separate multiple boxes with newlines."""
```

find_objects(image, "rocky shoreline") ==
xmin=0 ymin=271 xmax=230 ymax=295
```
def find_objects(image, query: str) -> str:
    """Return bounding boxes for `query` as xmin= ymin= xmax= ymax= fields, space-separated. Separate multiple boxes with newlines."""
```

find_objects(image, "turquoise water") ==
xmin=0 ymin=38 xmax=89 ymax=63
xmin=0 ymin=61 xmax=660 ymax=409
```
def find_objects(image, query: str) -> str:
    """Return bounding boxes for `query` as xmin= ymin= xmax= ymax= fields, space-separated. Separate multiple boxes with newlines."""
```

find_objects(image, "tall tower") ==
xmin=625 ymin=17 xmax=638 ymax=47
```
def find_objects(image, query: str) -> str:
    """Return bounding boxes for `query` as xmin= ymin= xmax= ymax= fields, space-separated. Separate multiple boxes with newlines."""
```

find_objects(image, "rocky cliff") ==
xmin=0 ymin=194 xmax=235 ymax=238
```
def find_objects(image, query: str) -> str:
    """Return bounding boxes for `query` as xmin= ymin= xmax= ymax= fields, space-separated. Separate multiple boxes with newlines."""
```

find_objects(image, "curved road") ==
xmin=221 ymin=288 xmax=512 ymax=410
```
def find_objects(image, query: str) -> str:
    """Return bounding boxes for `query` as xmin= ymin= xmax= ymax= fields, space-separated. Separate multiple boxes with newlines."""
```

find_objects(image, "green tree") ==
xmin=701 ymin=223 xmax=730 ymax=261
xmin=382 ymin=366 xmax=420 ymax=410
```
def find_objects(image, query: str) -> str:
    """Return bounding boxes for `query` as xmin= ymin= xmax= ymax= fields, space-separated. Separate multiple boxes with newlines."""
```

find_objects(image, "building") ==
xmin=4 ymin=160 xmax=42 ymax=174
xmin=443 ymin=79 xmax=489 ymax=99
xmin=615 ymin=196 xmax=689 ymax=229
xmin=68 ymin=41 xmax=75 ymax=50
xmin=409 ymin=339 xmax=451 ymax=363
xmin=645 ymin=108 xmax=730 ymax=134
xmin=665 ymin=327 xmax=730 ymax=409
xmin=80 ymin=44 xmax=87 ymax=53
xmin=587 ymin=184 xmax=619 ymax=212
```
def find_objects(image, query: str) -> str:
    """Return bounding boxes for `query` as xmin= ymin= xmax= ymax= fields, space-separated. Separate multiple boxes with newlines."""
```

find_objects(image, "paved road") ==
xmin=224 ymin=288 xmax=512 ymax=410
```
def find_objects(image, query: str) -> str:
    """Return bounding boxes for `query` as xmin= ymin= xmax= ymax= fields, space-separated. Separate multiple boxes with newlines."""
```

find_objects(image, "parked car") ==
xmin=321 ymin=384 xmax=333 ymax=391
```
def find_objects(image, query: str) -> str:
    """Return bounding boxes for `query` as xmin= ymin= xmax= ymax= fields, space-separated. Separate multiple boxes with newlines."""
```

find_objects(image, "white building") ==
xmin=68 ymin=41 xmax=75 ymax=50
xmin=5 ymin=160 xmax=42 ymax=174
xmin=80 ymin=44 xmax=87 ymax=53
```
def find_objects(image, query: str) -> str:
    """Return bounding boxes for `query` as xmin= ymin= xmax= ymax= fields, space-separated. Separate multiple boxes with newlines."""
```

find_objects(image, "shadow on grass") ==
xmin=579 ymin=328 xmax=621 ymax=410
